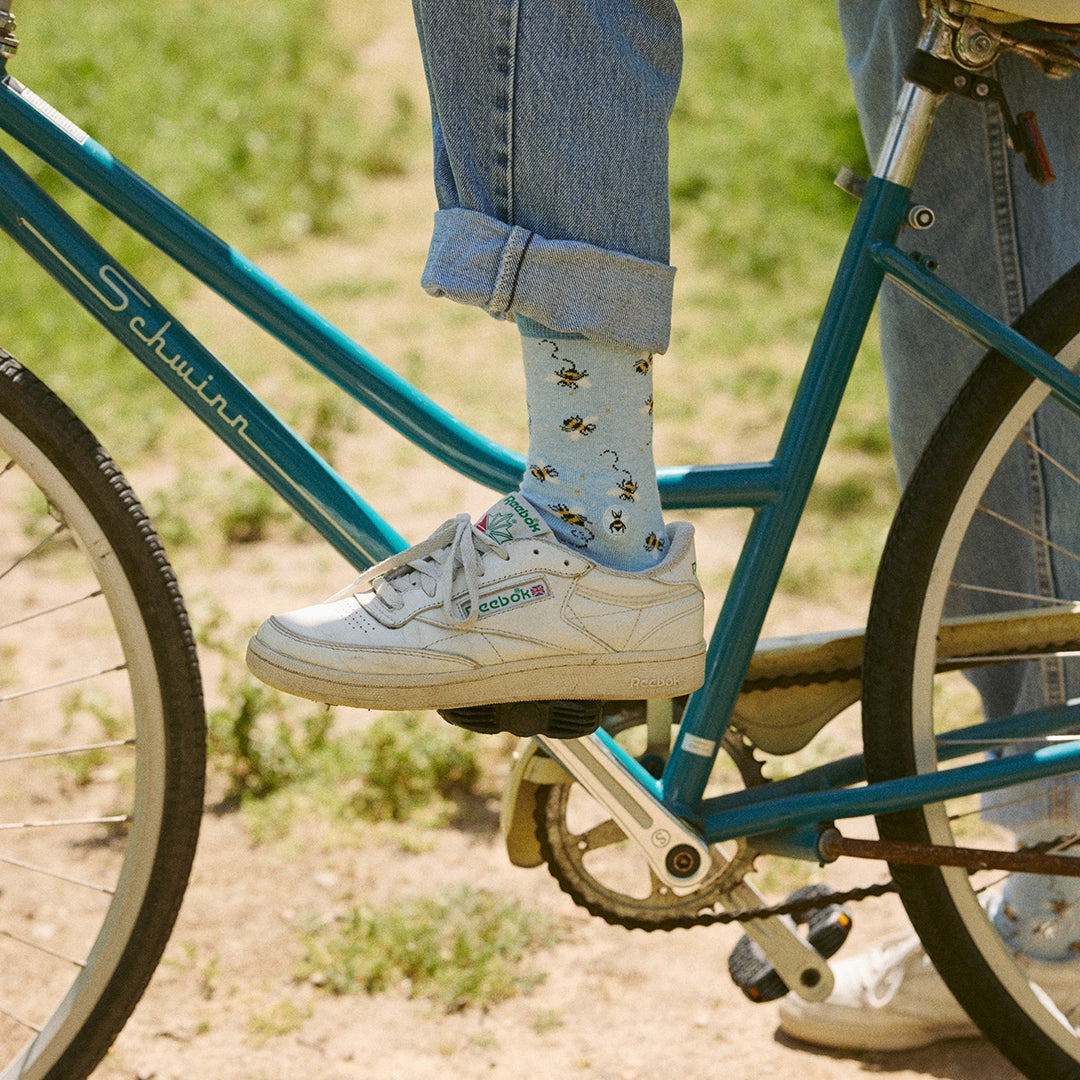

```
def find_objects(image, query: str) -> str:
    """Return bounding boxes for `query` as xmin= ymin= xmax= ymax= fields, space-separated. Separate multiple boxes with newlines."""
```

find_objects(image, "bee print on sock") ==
xmin=549 ymin=503 xmax=595 ymax=548
xmin=634 ymin=354 xmax=653 ymax=376
xmin=543 ymin=340 xmax=590 ymax=392
xmin=644 ymin=531 xmax=666 ymax=554
xmin=528 ymin=461 xmax=560 ymax=485
xmin=602 ymin=449 xmax=638 ymax=502
xmin=561 ymin=415 xmax=597 ymax=438
xmin=608 ymin=509 xmax=627 ymax=534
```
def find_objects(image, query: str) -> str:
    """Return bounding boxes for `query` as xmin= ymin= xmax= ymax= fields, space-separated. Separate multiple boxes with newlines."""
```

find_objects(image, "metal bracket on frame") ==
xmin=904 ymin=49 xmax=1056 ymax=185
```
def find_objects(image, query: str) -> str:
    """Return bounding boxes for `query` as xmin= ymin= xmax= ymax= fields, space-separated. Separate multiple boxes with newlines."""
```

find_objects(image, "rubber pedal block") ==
xmin=438 ymin=699 xmax=603 ymax=738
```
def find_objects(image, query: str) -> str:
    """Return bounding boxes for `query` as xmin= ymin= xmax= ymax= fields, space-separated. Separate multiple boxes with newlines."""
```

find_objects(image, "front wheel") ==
xmin=0 ymin=351 xmax=205 ymax=1080
xmin=863 ymin=264 xmax=1080 ymax=1078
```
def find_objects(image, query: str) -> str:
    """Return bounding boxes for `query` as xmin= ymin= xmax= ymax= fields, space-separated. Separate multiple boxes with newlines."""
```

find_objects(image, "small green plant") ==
xmin=207 ymin=674 xmax=333 ymax=802
xmin=343 ymin=712 xmax=480 ymax=823
xmin=247 ymin=999 xmax=313 ymax=1047
xmin=217 ymin=474 xmax=289 ymax=545
xmin=297 ymin=885 xmax=562 ymax=1011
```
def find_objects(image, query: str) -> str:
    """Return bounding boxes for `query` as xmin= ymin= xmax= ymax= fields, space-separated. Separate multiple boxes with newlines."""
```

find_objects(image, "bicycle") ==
xmin=4 ymin=0 xmax=1080 ymax=1076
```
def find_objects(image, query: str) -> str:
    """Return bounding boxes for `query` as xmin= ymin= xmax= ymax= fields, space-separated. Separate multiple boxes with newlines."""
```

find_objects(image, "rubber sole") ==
xmin=245 ymin=637 xmax=705 ymax=710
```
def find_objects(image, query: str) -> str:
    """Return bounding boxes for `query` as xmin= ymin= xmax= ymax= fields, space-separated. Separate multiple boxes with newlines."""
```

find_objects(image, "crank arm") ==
xmin=722 ymin=878 xmax=835 ymax=1002
xmin=535 ymin=732 xmax=712 ymax=889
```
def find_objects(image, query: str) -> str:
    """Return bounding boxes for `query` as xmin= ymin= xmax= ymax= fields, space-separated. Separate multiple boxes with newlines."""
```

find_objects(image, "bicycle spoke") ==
xmin=0 ymin=815 xmax=129 ymax=831
xmin=975 ymin=502 xmax=1080 ymax=572
xmin=0 ymin=930 xmax=86 ymax=968
xmin=949 ymin=581 xmax=1080 ymax=606
xmin=0 ymin=663 xmax=128 ymax=703
xmin=0 ymin=521 xmax=65 ymax=584
xmin=0 ymin=739 xmax=134 ymax=765
xmin=0 ymin=1005 xmax=40 ymax=1035
xmin=0 ymin=853 xmax=117 ymax=893
xmin=0 ymin=588 xmax=103 ymax=631
xmin=1019 ymin=429 xmax=1080 ymax=490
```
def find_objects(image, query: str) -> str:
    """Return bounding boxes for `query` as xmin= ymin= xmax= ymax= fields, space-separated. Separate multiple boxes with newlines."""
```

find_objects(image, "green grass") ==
xmin=297 ymin=885 xmax=563 ymax=1010
xmin=670 ymin=0 xmax=871 ymax=352
xmin=0 ymin=0 xmax=366 ymax=460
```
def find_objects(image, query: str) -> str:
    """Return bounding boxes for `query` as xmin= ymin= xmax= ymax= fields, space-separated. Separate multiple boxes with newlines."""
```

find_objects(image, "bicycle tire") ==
xmin=0 ymin=349 xmax=205 ymax=1080
xmin=864 ymin=262 xmax=1080 ymax=1077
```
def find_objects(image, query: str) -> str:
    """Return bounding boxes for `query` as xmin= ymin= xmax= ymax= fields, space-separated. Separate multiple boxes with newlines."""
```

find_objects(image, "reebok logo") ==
xmin=629 ymin=676 xmax=681 ymax=689
xmin=476 ymin=495 xmax=544 ymax=545
xmin=456 ymin=579 xmax=550 ymax=620
xmin=503 ymin=494 xmax=543 ymax=534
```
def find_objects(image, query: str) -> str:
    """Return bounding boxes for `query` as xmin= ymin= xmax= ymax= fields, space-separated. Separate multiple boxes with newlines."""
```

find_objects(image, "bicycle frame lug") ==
xmin=954 ymin=18 xmax=1002 ymax=69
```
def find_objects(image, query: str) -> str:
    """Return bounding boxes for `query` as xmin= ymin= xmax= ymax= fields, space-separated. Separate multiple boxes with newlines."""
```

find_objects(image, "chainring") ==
xmin=533 ymin=706 xmax=768 ymax=930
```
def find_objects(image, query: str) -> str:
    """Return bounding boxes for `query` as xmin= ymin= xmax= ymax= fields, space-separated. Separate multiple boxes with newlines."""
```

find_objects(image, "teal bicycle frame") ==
xmin=3 ymin=34 xmax=1080 ymax=861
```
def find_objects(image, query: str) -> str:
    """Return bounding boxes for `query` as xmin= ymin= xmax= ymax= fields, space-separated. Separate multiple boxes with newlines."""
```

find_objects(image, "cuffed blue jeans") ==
xmin=411 ymin=0 xmax=681 ymax=352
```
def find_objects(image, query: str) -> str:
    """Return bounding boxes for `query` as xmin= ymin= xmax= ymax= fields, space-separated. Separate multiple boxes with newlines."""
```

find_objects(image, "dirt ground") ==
xmin=92 ymin=691 xmax=1027 ymax=1080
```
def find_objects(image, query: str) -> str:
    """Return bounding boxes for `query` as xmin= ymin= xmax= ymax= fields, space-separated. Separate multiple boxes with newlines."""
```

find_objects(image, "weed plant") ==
xmin=207 ymin=675 xmax=334 ymax=803
xmin=207 ymin=665 xmax=481 ymax=826
xmin=297 ymin=885 xmax=562 ymax=1011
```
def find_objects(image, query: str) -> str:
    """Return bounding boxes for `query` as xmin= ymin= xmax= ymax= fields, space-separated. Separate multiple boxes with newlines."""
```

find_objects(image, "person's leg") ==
xmin=412 ymin=0 xmax=682 ymax=568
xmin=411 ymin=0 xmax=681 ymax=345
xmin=247 ymin=0 xmax=704 ymax=714
xmin=779 ymin=0 xmax=1080 ymax=1049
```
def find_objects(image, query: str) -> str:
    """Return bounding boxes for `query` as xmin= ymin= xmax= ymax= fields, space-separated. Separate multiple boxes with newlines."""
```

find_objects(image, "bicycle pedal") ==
xmin=438 ymin=699 xmax=603 ymax=739
xmin=727 ymin=884 xmax=853 ymax=1003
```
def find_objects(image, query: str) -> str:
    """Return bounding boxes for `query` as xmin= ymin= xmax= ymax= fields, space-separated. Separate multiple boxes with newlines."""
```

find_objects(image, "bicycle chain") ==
xmin=686 ymin=879 xmax=899 ymax=929
xmin=537 ymin=789 xmax=898 ymax=932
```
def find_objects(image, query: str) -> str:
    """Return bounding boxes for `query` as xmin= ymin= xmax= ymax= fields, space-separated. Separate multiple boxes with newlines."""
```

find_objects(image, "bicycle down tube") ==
xmin=3 ymin=52 xmax=1080 ymax=845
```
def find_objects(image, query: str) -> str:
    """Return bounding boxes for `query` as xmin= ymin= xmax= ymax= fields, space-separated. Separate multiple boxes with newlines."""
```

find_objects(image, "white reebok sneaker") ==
xmin=246 ymin=492 xmax=705 ymax=712
xmin=777 ymin=931 xmax=1080 ymax=1052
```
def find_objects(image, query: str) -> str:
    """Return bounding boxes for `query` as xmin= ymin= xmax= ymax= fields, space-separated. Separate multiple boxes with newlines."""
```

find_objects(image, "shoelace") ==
xmin=329 ymin=514 xmax=510 ymax=625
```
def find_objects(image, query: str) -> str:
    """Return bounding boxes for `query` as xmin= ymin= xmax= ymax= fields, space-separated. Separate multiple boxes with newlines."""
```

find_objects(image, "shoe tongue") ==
xmin=474 ymin=492 xmax=551 ymax=546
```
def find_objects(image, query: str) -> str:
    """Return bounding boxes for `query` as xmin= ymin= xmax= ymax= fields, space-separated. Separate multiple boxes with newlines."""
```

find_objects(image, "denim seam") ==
xmin=986 ymin=88 xmax=1064 ymax=708
xmin=493 ymin=0 xmax=519 ymax=226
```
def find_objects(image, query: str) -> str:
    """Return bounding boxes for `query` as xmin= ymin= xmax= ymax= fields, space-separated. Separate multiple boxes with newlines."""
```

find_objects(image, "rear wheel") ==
xmin=0 ymin=351 xmax=205 ymax=1080
xmin=864 ymin=265 xmax=1080 ymax=1077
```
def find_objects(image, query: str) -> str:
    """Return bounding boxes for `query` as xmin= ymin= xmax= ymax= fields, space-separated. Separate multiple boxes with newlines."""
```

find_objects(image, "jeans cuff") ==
xmin=420 ymin=207 xmax=675 ymax=353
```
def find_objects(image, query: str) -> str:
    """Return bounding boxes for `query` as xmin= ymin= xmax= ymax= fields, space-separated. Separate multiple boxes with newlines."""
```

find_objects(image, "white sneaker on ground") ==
xmin=246 ymin=492 xmax=705 ymax=711
xmin=777 ymin=931 xmax=1080 ymax=1052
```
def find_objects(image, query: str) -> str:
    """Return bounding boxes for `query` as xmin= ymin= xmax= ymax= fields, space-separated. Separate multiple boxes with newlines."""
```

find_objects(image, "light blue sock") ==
xmin=517 ymin=322 xmax=666 ymax=571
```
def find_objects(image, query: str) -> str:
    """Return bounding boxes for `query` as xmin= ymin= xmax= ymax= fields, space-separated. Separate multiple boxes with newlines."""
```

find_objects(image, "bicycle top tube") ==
xmin=0 ymin=69 xmax=836 ymax=516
